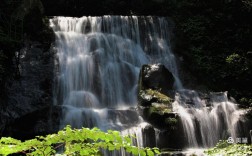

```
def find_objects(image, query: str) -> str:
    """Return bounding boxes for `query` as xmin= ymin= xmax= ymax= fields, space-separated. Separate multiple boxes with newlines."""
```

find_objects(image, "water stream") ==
xmin=50 ymin=16 xmax=242 ymax=154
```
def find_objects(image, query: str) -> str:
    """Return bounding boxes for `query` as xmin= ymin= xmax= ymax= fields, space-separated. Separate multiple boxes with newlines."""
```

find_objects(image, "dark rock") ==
xmin=142 ymin=106 xmax=179 ymax=129
xmin=138 ymin=89 xmax=177 ymax=129
xmin=139 ymin=89 xmax=172 ymax=107
xmin=0 ymin=41 xmax=55 ymax=139
xmin=137 ymin=64 xmax=187 ymax=149
xmin=142 ymin=125 xmax=156 ymax=148
xmin=138 ymin=64 xmax=175 ymax=129
xmin=2 ymin=105 xmax=62 ymax=140
xmin=140 ymin=64 xmax=174 ymax=94
xmin=156 ymin=118 xmax=186 ymax=149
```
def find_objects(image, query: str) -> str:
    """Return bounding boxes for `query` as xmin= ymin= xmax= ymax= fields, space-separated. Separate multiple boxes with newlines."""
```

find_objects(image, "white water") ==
xmin=50 ymin=16 xmax=242 ymax=155
xmin=50 ymin=16 xmax=180 ymax=154
xmin=173 ymin=90 xmax=242 ymax=147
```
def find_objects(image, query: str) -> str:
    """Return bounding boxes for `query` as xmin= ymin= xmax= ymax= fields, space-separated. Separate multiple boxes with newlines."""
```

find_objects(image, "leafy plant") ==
xmin=226 ymin=53 xmax=242 ymax=64
xmin=0 ymin=125 xmax=160 ymax=156
xmin=205 ymin=140 xmax=252 ymax=156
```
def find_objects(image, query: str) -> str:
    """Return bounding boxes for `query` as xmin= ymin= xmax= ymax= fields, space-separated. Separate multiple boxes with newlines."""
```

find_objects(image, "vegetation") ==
xmin=0 ymin=0 xmax=251 ymax=152
xmin=205 ymin=140 xmax=252 ymax=155
xmin=144 ymin=89 xmax=172 ymax=105
xmin=168 ymin=0 xmax=252 ymax=107
xmin=148 ymin=105 xmax=172 ymax=116
xmin=139 ymin=89 xmax=173 ymax=115
xmin=0 ymin=125 xmax=160 ymax=156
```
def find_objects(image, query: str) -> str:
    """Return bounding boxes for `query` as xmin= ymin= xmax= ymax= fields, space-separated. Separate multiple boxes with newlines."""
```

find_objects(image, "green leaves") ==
xmin=0 ymin=125 xmax=160 ymax=156
xmin=226 ymin=53 xmax=242 ymax=64
xmin=205 ymin=140 xmax=252 ymax=156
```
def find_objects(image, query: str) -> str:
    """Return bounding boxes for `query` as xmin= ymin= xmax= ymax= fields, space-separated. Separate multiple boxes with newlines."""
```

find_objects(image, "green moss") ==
xmin=145 ymin=89 xmax=172 ymax=105
xmin=164 ymin=117 xmax=178 ymax=130
xmin=165 ymin=117 xmax=177 ymax=125
xmin=148 ymin=105 xmax=172 ymax=116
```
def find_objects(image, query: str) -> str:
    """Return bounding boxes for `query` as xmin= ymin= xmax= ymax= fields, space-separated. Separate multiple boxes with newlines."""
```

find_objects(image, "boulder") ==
xmin=139 ymin=64 xmax=174 ymax=94
xmin=138 ymin=64 xmax=177 ymax=129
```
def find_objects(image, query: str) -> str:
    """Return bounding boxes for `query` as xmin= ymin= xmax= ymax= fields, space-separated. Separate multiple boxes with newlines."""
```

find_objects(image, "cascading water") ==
xmin=50 ymin=15 xmax=180 ymax=153
xmin=50 ymin=15 xmax=242 ymax=154
xmin=172 ymin=90 xmax=242 ymax=148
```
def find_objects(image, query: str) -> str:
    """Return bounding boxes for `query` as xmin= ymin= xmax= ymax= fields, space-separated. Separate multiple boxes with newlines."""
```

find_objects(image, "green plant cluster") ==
xmin=0 ymin=125 xmax=160 ymax=156
xmin=205 ymin=140 xmax=252 ymax=156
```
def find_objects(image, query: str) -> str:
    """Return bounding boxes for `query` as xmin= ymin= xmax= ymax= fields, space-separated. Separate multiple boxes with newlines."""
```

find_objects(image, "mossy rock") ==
xmin=139 ymin=89 xmax=173 ymax=107
xmin=148 ymin=103 xmax=172 ymax=116
xmin=146 ymin=89 xmax=172 ymax=104
xmin=141 ymin=104 xmax=179 ymax=129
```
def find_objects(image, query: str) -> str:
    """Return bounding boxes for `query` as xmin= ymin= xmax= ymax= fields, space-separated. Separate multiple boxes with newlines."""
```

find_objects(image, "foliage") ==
xmin=240 ymin=97 xmax=252 ymax=107
xmin=205 ymin=140 xmax=252 ymax=156
xmin=0 ymin=125 xmax=160 ymax=156
xmin=226 ymin=53 xmax=242 ymax=64
xmin=170 ymin=0 xmax=252 ymax=106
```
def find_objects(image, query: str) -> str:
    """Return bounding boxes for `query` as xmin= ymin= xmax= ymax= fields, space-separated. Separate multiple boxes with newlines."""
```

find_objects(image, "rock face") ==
xmin=138 ymin=64 xmax=186 ymax=149
xmin=138 ymin=64 xmax=176 ymax=130
xmin=139 ymin=64 xmax=174 ymax=94
xmin=138 ymin=64 xmax=176 ymax=127
xmin=0 ymin=41 xmax=59 ymax=139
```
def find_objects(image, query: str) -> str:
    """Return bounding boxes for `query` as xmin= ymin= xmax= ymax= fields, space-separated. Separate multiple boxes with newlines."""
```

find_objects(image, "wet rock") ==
xmin=142 ymin=125 xmax=156 ymax=148
xmin=137 ymin=64 xmax=187 ymax=149
xmin=138 ymin=64 xmax=178 ymax=129
xmin=156 ymin=118 xmax=186 ymax=149
xmin=143 ymin=107 xmax=179 ymax=129
xmin=139 ymin=89 xmax=172 ymax=107
xmin=139 ymin=64 xmax=174 ymax=94
xmin=107 ymin=109 xmax=140 ymax=129
xmin=138 ymin=88 xmax=176 ymax=128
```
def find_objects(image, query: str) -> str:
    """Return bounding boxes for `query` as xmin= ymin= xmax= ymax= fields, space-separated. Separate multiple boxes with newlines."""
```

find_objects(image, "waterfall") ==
xmin=172 ymin=90 xmax=242 ymax=147
xmin=50 ymin=15 xmax=242 ymax=153
xmin=50 ymin=15 xmax=180 ymax=154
